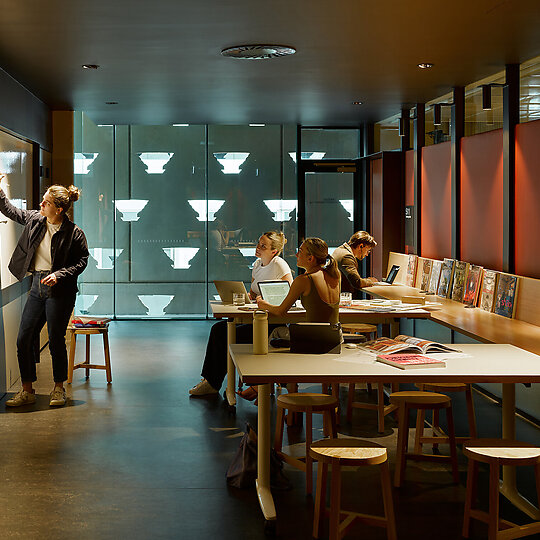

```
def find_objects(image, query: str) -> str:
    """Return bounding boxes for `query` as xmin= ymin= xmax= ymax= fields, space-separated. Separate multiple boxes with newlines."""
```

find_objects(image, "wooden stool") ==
xmin=274 ymin=393 xmax=338 ymax=495
xmin=342 ymin=323 xmax=378 ymax=341
xmin=462 ymin=439 xmax=540 ymax=539
xmin=415 ymin=382 xmax=477 ymax=452
xmin=67 ymin=325 xmax=112 ymax=384
xmin=310 ymin=438 xmax=397 ymax=540
xmin=389 ymin=391 xmax=459 ymax=487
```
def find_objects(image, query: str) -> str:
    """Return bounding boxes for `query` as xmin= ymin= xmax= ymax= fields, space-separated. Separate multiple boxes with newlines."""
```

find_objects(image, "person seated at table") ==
xmin=332 ymin=231 xmax=378 ymax=293
xmin=189 ymin=231 xmax=293 ymax=396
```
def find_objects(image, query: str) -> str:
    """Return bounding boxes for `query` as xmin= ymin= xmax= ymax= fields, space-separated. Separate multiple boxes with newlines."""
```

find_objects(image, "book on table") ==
xmin=479 ymin=269 xmax=499 ymax=312
xmin=427 ymin=260 xmax=443 ymax=294
xmin=451 ymin=261 xmax=470 ymax=302
xmin=405 ymin=254 xmax=418 ymax=287
xmin=437 ymin=258 xmax=456 ymax=298
xmin=462 ymin=265 xmax=483 ymax=306
xmin=493 ymin=273 xmax=519 ymax=318
xmin=376 ymin=354 xmax=446 ymax=370
xmin=419 ymin=259 xmax=433 ymax=292
xmin=360 ymin=335 xmax=459 ymax=355
xmin=71 ymin=316 xmax=111 ymax=328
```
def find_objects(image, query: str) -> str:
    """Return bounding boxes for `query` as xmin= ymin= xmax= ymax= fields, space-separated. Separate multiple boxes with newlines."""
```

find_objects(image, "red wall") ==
xmin=421 ymin=142 xmax=452 ymax=259
xmin=515 ymin=119 xmax=540 ymax=278
xmin=460 ymin=129 xmax=504 ymax=270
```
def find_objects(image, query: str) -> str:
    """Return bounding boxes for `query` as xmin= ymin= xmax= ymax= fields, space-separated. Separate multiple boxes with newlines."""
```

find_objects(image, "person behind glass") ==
xmin=0 ymin=181 xmax=89 ymax=407
xmin=189 ymin=231 xmax=293 ymax=397
xmin=332 ymin=231 xmax=378 ymax=293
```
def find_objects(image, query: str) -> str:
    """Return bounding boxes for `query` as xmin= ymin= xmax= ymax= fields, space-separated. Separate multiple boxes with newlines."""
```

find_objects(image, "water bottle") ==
xmin=253 ymin=310 xmax=268 ymax=355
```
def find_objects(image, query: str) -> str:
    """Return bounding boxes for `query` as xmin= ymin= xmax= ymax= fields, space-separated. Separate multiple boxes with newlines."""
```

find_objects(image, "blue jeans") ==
xmin=17 ymin=272 xmax=76 ymax=383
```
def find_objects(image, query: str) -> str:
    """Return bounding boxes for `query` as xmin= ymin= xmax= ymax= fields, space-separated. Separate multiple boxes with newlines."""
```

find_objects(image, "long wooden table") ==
xmin=210 ymin=300 xmax=431 ymax=407
xmin=230 ymin=343 xmax=540 ymax=524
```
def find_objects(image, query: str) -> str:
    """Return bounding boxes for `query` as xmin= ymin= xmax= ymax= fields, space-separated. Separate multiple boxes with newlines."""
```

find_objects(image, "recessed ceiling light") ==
xmin=82 ymin=64 xmax=99 ymax=70
xmin=418 ymin=63 xmax=434 ymax=69
xmin=221 ymin=45 xmax=296 ymax=60
xmin=352 ymin=101 xmax=363 ymax=105
xmin=105 ymin=101 xmax=118 ymax=105
xmin=249 ymin=124 xmax=266 ymax=127
xmin=172 ymin=124 xmax=190 ymax=127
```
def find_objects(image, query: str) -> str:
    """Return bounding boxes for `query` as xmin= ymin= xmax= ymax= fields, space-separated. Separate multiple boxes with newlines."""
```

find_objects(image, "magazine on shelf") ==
xmin=462 ymin=265 xmax=483 ymax=306
xmin=419 ymin=259 xmax=433 ymax=292
xmin=427 ymin=260 xmax=443 ymax=295
xmin=437 ymin=258 xmax=456 ymax=298
xmin=376 ymin=354 xmax=446 ymax=370
xmin=479 ymin=270 xmax=499 ymax=312
xmin=493 ymin=273 xmax=519 ymax=318
xmin=451 ymin=261 xmax=470 ymax=302
xmin=360 ymin=335 xmax=459 ymax=355
xmin=405 ymin=254 xmax=418 ymax=287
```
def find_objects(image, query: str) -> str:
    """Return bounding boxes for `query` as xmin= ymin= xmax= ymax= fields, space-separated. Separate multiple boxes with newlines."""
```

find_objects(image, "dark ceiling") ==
xmin=0 ymin=0 xmax=539 ymax=126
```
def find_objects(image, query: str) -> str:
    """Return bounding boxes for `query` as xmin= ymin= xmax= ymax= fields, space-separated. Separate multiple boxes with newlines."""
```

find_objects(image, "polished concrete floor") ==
xmin=0 ymin=321 xmax=539 ymax=539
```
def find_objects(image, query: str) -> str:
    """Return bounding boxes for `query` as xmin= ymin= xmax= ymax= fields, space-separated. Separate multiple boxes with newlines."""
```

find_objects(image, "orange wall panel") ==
xmin=515 ymin=119 xmax=540 ymax=278
xmin=421 ymin=142 xmax=451 ymax=259
xmin=460 ymin=129 xmax=503 ymax=270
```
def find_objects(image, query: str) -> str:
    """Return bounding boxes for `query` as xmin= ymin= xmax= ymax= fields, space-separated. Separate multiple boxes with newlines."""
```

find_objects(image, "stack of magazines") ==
xmin=71 ymin=316 xmax=111 ymax=328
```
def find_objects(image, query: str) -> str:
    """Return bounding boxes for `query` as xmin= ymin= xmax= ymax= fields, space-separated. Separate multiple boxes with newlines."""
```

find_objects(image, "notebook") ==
xmin=374 ymin=264 xmax=400 ymax=286
xmin=213 ymin=280 xmax=250 ymax=304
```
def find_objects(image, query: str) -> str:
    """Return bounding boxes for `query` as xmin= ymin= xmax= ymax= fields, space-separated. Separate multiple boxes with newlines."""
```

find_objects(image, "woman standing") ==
xmin=189 ymin=231 xmax=292 ymax=396
xmin=1 ymin=182 xmax=89 ymax=407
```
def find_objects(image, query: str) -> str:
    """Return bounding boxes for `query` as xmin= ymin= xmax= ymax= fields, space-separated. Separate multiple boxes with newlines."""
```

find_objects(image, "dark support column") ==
xmin=451 ymin=87 xmax=464 ymax=260
xmin=503 ymin=64 xmax=519 ymax=273
xmin=401 ymin=108 xmax=411 ymax=152
xmin=363 ymin=123 xmax=374 ymax=156
xmin=296 ymin=125 xmax=305 ymax=244
xmin=414 ymin=104 xmax=425 ymax=255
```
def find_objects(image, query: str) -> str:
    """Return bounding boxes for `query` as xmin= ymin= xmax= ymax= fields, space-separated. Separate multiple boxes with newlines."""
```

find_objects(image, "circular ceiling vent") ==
xmin=221 ymin=45 xmax=296 ymax=60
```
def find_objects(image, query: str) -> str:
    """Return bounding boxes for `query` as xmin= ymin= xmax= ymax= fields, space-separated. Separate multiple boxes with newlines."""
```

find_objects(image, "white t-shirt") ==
xmin=32 ymin=221 xmax=62 ymax=272
xmin=251 ymin=256 xmax=292 ymax=296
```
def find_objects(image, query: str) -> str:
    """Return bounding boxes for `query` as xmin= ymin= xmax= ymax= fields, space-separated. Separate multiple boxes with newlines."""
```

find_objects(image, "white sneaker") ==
xmin=189 ymin=378 xmax=218 ymax=396
xmin=6 ymin=389 xmax=36 ymax=407
xmin=49 ymin=387 xmax=67 ymax=407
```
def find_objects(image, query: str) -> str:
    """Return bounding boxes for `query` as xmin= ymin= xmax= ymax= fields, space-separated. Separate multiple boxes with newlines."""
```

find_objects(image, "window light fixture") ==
xmin=75 ymin=294 xmax=99 ymax=314
xmin=249 ymin=124 xmax=266 ymax=127
xmin=188 ymin=200 xmax=225 ymax=221
xmin=339 ymin=200 xmax=354 ymax=221
xmin=89 ymin=248 xmax=124 ymax=269
xmin=172 ymin=124 xmax=190 ymax=127
xmin=137 ymin=295 xmax=174 ymax=317
xmin=138 ymin=152 xmax=174 ymax=174
xmin=114 ymin=200 xmax=148 ymax=221
xmin=288 ymin=152 xmax=326 ymax=163
xmin=74 ymin=152 xmax=99 ymax=175
xmin=162 ymin=247 xmax=200 ymax=269
xmin=263 ymin=199 xmax=298 ymax=221
xmin=213 ymin=152 xmax=249 ymax=174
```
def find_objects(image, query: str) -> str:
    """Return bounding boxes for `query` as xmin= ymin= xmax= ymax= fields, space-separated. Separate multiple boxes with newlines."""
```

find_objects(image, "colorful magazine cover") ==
xmin=451 ymin=261 xmax=469 ymax=302
xmin=406 ymin=254 xmax=418 ymax=287
xmin=419 ymin=259 xmax=433 ymax=292
xmin=427 ymin=260 xmax=443 ymax=295
xmin=479 ymin=270 xmax=499 ymax=312
xmin=494 ymin=273 xmax=519 ymax=318
xmin=462 ymin=265 xmax=483 ymax=306
xmin=437 ymin=258 xmax=455 ymax=298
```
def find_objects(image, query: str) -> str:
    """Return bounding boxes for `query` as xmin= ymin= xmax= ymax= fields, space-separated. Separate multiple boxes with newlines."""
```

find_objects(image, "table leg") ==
xmin=499 ymin=383 xmax=540 ymax=519
xmin=226 ymin=320 xmax=237 ymax=407
xmin=256 ymin=382 xmax=276 ymax=522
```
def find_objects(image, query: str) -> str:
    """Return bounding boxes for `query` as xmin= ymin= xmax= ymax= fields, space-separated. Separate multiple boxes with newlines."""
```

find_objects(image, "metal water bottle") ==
xmin=253 ymin=310 xmax=268 ymax=355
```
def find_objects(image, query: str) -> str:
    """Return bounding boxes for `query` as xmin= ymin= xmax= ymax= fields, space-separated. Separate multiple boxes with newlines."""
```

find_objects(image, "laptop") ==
xmin=258 ymin=280 xmax=304 ymax=311
xmin=213 ymin=280 xmax=250 ymax=304
xmin=289 ymin=322 xmax=342 ymax=354
xmin=373 ymin=264 xmax=400 ymax=286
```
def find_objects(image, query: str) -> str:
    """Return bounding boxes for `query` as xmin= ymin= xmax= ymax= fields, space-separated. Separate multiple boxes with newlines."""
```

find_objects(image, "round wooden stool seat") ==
xmin=462 ymin=438 xmax=540 ymax=539
xmin=416 ymin=382 xmax=467 ymax=392
xmin=341 ymin=323 xmax=378 ymax=335
xmin=389 ymin=390 xmax=451 ymax=409
xmin=310 ymin=438 xmax=388 ymax=467
xmin=277 ymin=392 xmax=338 ymax=412
xmin=310 ymin=438 xmax=396 ymax=539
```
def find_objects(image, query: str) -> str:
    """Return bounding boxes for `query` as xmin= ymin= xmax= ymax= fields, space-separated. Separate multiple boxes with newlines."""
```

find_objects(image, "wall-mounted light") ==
xmin=432 ymin=102 xmax=453 ymax=126
xmin=138 ymin=152 xmax=174 ymax=174
xmin=213 ymin=152 xmax=249 ymax=174
xmin=188 ymin=200 xmax=225 ymax=221
xmin=480 ymin=83 xmax=506 ymax=111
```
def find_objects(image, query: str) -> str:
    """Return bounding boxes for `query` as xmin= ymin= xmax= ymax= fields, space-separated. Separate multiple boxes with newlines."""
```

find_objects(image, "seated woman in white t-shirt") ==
xmin=189 ymin=231 xmax=293 ymax=396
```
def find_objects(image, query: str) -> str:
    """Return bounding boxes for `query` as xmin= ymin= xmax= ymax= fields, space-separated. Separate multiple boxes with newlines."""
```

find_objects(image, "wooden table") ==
xmin=210 ymin=301 xmax=431 ymax=407
xmin=230 ymin=343 xmax=540 ymax=525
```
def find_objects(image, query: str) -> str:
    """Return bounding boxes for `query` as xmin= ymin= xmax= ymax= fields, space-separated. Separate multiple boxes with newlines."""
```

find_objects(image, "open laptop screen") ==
xmin=384 ymin=264 xmax=400 ymax=284
xmin=258 ymin=280 xmax=290 ymax=305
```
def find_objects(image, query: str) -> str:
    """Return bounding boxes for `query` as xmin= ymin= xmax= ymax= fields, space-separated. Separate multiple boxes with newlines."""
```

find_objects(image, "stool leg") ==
xmin=432 ymin=408 xmax=440 ymax=452
xmin=329 ymin=459 xmax=342 ymax=540
xmin=274 ymin=406 xmax=285 ymax=453
xmin=462 ymin=458 xmax=478 ymax=538
xmin=377 ymin=383 xmax=385 ymax=433
xmin=394 ymin=404 xmax=409 ymax=487
xmin=332 ymin=384 xmax=340 ymax=426
xmin=346 ymin=384 xmax=354 ymax=423
xmin=313 ymin=461 xmax=328 ymax=539
xmin=67 ymin=331 xmax=76 ymax=384
xmin=85 ymin=334 xmax=91 ymax=378
xmin=380 ymin=460 xmax=397 ymax=540
xmin=306 ymin=410 xmax=313 ymax=496
xmin=465 ymin=385 xmax=477 ymax=438
xmin=103 ymin=331 xmax=112 ymax=383
xmin=414 ymin=409 xmax=426 ymax=454
xmin=445 ymin=406 xmax=459 ymax=484
xmin=488 ymin=463 xmax=500 ymax=540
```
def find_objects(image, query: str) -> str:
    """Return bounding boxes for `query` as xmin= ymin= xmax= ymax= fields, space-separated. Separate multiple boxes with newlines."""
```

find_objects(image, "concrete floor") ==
xmin=0 ymin=320 xmax=538 ymax=539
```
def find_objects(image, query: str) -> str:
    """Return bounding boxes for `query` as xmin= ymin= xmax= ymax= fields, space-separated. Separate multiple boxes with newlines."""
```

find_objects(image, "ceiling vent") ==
xmin=221 ymin=45 xmax=296 ymax=60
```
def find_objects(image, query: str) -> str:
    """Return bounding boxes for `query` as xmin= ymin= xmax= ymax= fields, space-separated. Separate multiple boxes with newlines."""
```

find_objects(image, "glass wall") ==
xmin=73 ymin=116 xmax=298 ymax=318
xmin=520 ymin=55 xmax=540 ymax=123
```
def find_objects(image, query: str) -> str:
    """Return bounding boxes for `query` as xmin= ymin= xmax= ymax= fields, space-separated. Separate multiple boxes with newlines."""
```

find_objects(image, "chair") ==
xmin=67 ymin=325 xmax=112 ymax=384
xmin=462 ymin=438 xmax=540 ymax=539
xmin=310 ymin=438 xmax=397 ymax=540
xmin=274 ymin=393 xmax=338 ymax=495
xmin=414 ymin=382 xmax=477 ymax=453
xmin=389 ymin=391 xmax=459 ymax=487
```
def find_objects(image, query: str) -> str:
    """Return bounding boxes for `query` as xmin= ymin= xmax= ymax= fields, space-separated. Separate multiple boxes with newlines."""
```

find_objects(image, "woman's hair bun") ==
xmin=67 ymin=185 xmax=81 ymax=202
